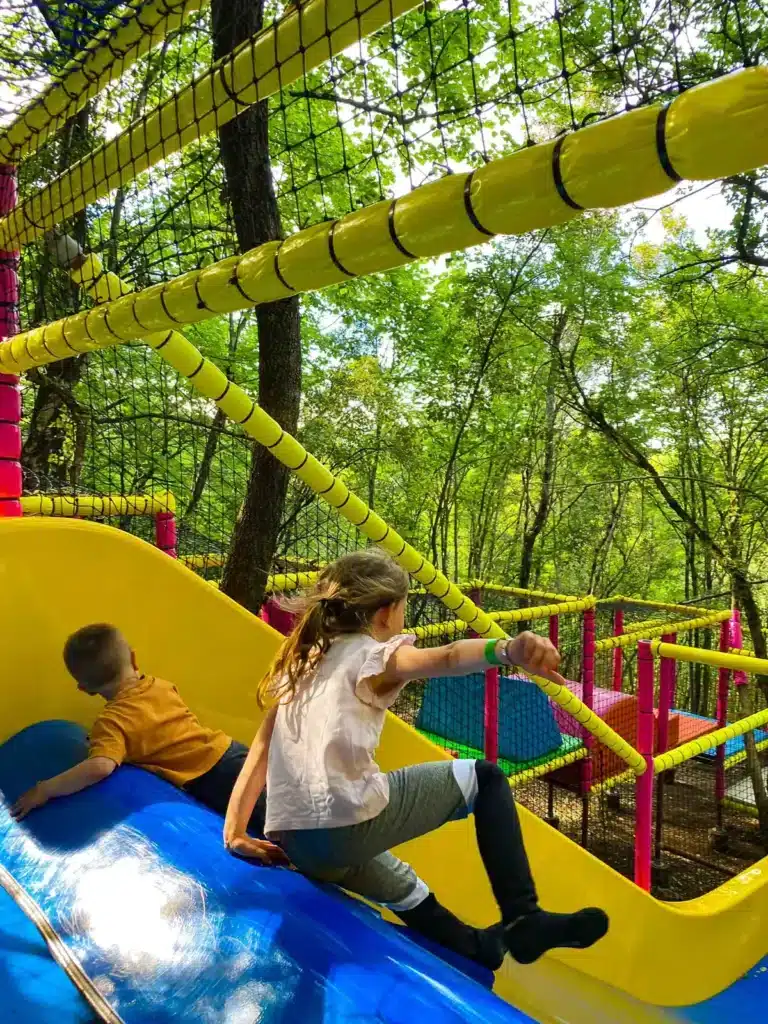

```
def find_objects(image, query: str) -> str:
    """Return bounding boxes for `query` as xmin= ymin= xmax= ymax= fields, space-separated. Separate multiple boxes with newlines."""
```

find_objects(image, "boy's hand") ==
xmin=226 ymin=834 xmax=290 ymax=867
xmin=11 ymin=782 xmax=50 ymax=820
xmin=507 ymin=631 xmax=567 ymax=686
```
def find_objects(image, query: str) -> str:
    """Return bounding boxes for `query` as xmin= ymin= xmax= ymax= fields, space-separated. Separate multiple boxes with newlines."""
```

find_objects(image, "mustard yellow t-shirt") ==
xmin=88 ymin=675 xmax=231 ymax=787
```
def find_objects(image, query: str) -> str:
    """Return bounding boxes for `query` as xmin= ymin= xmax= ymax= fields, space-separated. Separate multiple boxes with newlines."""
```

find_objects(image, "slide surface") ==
xmin=0 ymin=518 xmax=767 ymax=1023
xmin=0 ymin=720 xmax=528 ymax=1023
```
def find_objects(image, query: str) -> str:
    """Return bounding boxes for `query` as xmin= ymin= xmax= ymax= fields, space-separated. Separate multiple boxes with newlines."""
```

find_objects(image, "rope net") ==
xmin=5 ymin=0 xmax=766 ymax=548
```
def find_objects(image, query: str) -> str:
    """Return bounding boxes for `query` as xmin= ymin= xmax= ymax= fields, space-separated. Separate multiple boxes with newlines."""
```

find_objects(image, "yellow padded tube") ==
xmin=653 ymin=709 xmax=768 ymax=774
xmin=55 ymin=251 xmax=644 ymax=774
xmin=4 ymin=68 xmax=768 ymax=370
xmin=651 ymin=640 xmax=768 ymax=676
xmin=21 ymin=493 xmax=176 ymax=516
xmin=0 ymin=0 xmax=206 ymax=164
xmin=0 ymin=0 xmax=423 ymax=250
xmin=461 ymin=581 xmax=579 ymax=602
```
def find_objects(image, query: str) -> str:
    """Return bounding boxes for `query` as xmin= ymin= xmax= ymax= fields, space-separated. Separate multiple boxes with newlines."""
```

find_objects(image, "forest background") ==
xmin=2 ymin=0 xmax=768 ymax=660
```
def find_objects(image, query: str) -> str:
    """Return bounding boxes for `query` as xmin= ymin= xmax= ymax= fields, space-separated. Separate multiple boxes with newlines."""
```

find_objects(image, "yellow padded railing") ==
xmin=615 ymin=616 xmax=695 ymax=636
xmin=0 ymin=0 xmax=205 ymax=164
xmin=57 ymin=248 xmax=507 ymax=642
xmin=589 ymin=767 xmax=637 ymax=796
xmin=181 ymin=553 xmax=226 ymax=570
xmin=598 ymin=595 xmax=726 ymax=617
xmin=651 ymin=640 xmax=768 ymax=676
xmin=539 ymin=677 xmax=646 ymax=775
xmin=594 ymin=610 xmax=731 ymax=652
xmin=410 ymin=598 xmax=595 ymax=641
xmin=0 ymin=0 xmax=423 ymax=251
xmin=460 ymin=581 xmax=579 ymax=602
xmin=265 ymin=572 xmax=320 ymax=593
xmin=145 ymin=322 xmax=646 ymax=776
xmin=44 ymin=247 xmax=643 ymax=777
xmin=509 ymin=745 xmax=587 ymax=787
xmin=653 ymin=709 xmax=768 ymax=774
xmin=21 ymin=492 xmax=175 ymax=516
xmin=722 ymin=797 xmax=758 ymax=818
xmin=724 ymin=736 xmax=768 ymax=771
xmin=3 ymin=68 xmax=768 ymax=371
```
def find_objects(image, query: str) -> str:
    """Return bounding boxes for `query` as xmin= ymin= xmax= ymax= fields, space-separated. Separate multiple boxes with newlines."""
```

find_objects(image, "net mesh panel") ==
xmin=653 ymin=669 xmax=768 ymax=900
xmin=8 ymin=0 xmax=767 ymax=569
xmin=394 ymin=598 xmax=590 ymax=852
xmin=0 ymin=0 xmax=137 ymax=121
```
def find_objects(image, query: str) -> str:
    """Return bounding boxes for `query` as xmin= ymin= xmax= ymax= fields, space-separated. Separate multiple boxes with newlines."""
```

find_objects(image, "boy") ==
xmin=11 ymin=623 xmax=285 ymax=866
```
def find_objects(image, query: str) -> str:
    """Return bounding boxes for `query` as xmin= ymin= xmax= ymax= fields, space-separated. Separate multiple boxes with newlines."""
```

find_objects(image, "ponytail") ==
xmin=257 ymin=550 xmax=409 ymax=707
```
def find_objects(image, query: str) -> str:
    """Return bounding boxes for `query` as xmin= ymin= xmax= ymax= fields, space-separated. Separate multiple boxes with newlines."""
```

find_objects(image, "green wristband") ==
xmin=485 ymin=638 xmax=504 ymax=666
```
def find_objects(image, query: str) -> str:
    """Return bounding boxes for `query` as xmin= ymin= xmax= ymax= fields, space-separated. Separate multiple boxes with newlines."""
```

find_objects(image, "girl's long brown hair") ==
xmin=258 ymin=549 xmax=409 ymax=707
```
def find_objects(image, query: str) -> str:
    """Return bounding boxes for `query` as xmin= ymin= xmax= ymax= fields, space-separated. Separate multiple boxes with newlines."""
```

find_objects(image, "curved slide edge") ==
xmin=0 ymin=877 xmax=96 ymax=1022
xmin=0 ymin=720 xmax=531 ymax=1024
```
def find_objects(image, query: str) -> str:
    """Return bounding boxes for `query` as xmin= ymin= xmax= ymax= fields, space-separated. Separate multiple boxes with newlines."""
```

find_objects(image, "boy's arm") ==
xmin=371 ymin=631 xmax=566 ymax=696
xmin=224 ymin=706 xmax=286 ymax=865
xmin=10 ymin=757 xmax=117 ymax=820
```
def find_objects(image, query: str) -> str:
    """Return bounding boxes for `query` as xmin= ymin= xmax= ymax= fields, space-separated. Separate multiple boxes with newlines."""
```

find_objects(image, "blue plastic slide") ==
xmin=0 ymin=721 xmax=531 ymax=1024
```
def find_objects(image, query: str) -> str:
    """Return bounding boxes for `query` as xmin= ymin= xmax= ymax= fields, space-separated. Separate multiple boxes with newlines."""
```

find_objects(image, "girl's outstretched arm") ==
xmin=224 ymin=706 xmax=287 ymax=865
xmin=372 ymin=631 xmax=566 ymax=694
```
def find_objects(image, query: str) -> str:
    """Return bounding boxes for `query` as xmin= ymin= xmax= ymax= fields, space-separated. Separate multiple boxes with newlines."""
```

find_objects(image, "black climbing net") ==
xmin=0 ymin=0 xmax=763 ymax=578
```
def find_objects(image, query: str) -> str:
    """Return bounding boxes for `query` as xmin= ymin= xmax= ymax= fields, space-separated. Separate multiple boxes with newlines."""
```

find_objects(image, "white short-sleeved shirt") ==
xmin=264 ymin=632 xmax=415 ymax=834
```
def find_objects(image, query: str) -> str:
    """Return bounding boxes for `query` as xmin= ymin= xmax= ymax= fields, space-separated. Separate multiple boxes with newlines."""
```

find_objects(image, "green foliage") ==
xmin=5 ymin=0 xmax=768 ymax=618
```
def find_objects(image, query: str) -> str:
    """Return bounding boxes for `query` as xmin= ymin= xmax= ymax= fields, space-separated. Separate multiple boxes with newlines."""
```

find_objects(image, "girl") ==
xmin=225 ymin=550 xmax=608 ymax=969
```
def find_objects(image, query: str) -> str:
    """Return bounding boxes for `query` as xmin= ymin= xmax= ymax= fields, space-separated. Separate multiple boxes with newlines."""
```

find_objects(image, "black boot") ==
xmin=399 ymin=893 xmax=505 ymax=970
xmin=473 ymin=760 xmax=609 ymax=964
xmin=504 ymin=908 xmax=609 ymax=964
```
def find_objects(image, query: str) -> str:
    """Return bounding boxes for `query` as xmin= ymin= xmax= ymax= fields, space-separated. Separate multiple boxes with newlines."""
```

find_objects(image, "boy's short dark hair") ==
xmin=64 ymin=624 xmax=127 ymax=690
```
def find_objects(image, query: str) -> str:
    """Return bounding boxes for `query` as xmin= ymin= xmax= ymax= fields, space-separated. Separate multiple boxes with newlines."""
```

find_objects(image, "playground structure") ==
xmin=0 ymin=0 xmax=768 ymax=1021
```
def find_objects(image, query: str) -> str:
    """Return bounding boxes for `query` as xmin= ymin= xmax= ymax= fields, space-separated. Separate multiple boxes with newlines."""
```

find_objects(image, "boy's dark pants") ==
xmin=183 ymin=739 xmax=266 ymax=836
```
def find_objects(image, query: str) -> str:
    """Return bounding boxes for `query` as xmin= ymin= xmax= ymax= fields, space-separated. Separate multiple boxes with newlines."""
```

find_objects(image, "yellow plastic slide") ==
xmin=1 ymin=518 xmax=766 ymax=1023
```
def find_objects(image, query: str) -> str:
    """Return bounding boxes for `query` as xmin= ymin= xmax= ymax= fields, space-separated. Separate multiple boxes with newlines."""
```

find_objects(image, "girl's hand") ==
xmin=225 ymin=833 xmax=290 ymax=866
xmin=506 ymin=631 xmax=567 ymax=686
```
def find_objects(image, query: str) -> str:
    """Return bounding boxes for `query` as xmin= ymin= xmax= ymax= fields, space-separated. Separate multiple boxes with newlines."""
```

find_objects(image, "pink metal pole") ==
xmin=715 ymin=619 xmax=732 ymax=820
xmin=483 ymin=666 xmax=500 ymax=764
xmin=654 ymin=633 xmax=676 ymax=863
xmin=548 ymin=612 xmax=559 ymax=649
xmin=577 ymin=607 xmax=596 ymax=846
xmin=260 ymin=598 xmax=297 ymax=635
xmin=469 ymin=586 xmax=500 ymax=764
xmin=635 ymin=640 xmax=655 ymax=891
xmin=656 ymin=633 xmax=676 ymax=756
xmin=0 ymin=164 xmax=20 ymax=518
xmin=612 ymin=608 xmax=624 ymax=691
xmin=154 ymin=511 xmax=178 ymax=558
xmin=730 ymin=608 xmax=748 ymax=688
xmin=581 ymin=607 xmax=596 ymax=796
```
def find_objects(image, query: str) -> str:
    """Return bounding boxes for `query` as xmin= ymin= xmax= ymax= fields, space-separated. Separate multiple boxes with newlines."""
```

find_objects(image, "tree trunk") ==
xmin=213 ymin=0 xmax=302 ymax=614
xmin=368 ymin=415 xmax=382 ymax=509
xmin=517 ymin=326 xmax=562 ymax=623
